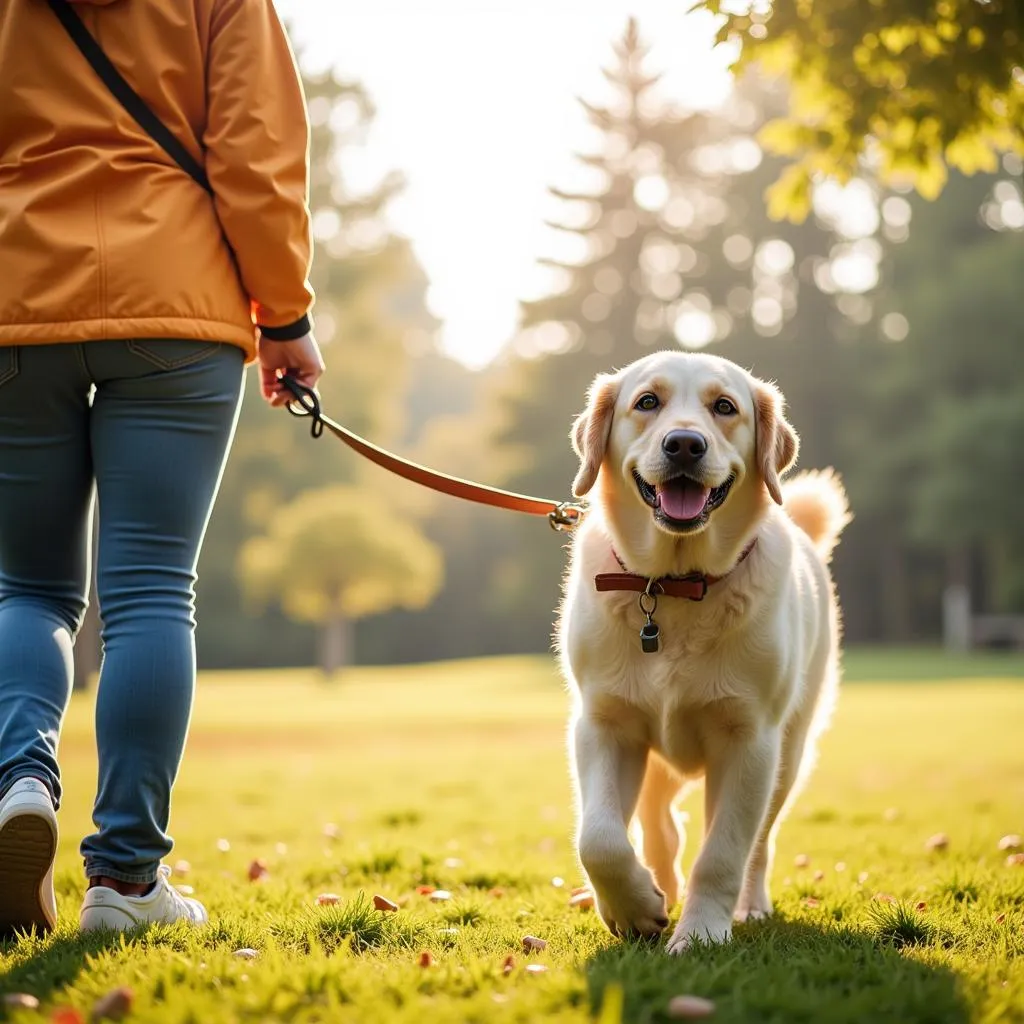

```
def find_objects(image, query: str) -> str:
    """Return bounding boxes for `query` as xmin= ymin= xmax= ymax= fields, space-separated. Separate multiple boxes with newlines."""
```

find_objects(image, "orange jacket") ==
xmin=0 ymin=0 xmax=314 ymax=359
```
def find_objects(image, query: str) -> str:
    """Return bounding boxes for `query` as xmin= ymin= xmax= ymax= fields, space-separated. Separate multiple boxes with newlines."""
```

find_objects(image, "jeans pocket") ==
xmin=0 ymin=347 xmax=20 ymax=389
xmin=126 ymin=338 xmax=220 ymax=371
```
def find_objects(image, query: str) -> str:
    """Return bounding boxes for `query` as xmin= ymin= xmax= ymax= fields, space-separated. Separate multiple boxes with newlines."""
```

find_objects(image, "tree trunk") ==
xmin=73 ymin=511 xmax=101 ymax=691
xmin=319 ymin=606 xmax=352 ymax=678
xmin=942 ymin=546 xmax=972 ymax=652
xmin=878 ymin=536 xmax=913 ymax=642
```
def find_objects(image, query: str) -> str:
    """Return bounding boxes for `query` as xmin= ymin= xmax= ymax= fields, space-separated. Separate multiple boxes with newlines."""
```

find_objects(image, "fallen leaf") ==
xmin=570 ymin=885 xmax=590 ymax=897
xmin=801 ymin=897 xmax=820 ymax=908
xmin=488 ymin=887 xmax=505 ymax=899
xmin=668 ymin=994 xmax=716 ymax=1019
xmin=322 ymin=823 xmax=340 ymax=840
xmin=373 ymin=894 xmax=398 ymax=912
xmin=247 ymin=859 xmax=269 ymax=882
xmin=91 ymin=987 xmax=133 ymax=1022
xmin=995 ymin=912 xmax=1006 ymax=924
xmin=416 ymin=885 xmax=436 ymax=896
xmin=915 ymin=901 xmax=927 ymax=911
xmin=172 ymin=860 xmax=191 ymax=876
xmin=834 ymin=862 xmax=847 ymax=872
xmin=502 ymin=955 xmax=515 ymax=976
xmin=569 ymin=891 xmax=594 ymax=910
xmin=429 ymin=889 xmax=452 ymax=903
xmin=924 ymin=833 xmax=949 ymax=852
xmin=4 ymin=994 xmax=40 ymax=1010
xmin=418 ymin=951 xmax=434 ymax=968
xmin=857 ymin=871 xmax=870 ymax=884
xmin=317 ymin=893 xmax=340 ymax=906
xmin=1006 ymin=853 xmax=1024 ymax=867
xmin=525 ymin=964 xmax=548 ymax=975
xmin=873 ymin=893 xmax=897 ymax=904
xmin=522 ymin=935 xmax=547 ymax=952
xmin=50 ymin=1010 xmax=85 ymax=1024
xmin=998 ymin=834 xmax=1022 ymax=852
xmin=794 ymin=853 xmax=810 ymax=868
xmin=233 ymin=948 xmax=258 ymax=960
xmin=813 ymin=870 xmax=825 ymax=881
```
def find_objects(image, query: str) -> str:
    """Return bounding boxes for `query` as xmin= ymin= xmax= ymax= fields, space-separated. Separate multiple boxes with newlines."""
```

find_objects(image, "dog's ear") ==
xmin=753 ymin=379 xmax=798 ymax=505
xmin=571 ymin=373 xmax=620 ymax=497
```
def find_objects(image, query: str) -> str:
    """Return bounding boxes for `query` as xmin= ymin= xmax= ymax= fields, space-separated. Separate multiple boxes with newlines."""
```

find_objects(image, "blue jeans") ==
xmin=0 ymin=340 xmax=244 ymax=884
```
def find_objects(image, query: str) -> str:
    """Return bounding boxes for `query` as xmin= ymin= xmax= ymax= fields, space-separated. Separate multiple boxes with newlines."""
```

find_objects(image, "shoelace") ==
xmin=155 ymin=865 xmax=202 ymax=922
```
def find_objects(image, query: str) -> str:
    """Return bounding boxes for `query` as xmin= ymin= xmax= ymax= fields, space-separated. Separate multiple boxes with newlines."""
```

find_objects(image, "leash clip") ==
xmin=548 ymin=502 xmax=585 ymax=532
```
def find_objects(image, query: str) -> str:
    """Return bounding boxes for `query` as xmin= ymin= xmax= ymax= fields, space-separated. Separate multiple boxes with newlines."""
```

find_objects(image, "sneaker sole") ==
xmin=0 ymin=814 xmax=57 ymax=935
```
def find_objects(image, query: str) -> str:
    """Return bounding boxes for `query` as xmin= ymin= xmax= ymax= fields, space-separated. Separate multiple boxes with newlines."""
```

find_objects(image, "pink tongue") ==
xmin=657 ymin=479 xmax=711 ymax=521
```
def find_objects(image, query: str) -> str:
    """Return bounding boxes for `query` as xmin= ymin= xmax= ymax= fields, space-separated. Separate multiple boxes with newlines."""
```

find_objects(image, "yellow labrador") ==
xmin=558 ymin=350 xmax=849 ymax=953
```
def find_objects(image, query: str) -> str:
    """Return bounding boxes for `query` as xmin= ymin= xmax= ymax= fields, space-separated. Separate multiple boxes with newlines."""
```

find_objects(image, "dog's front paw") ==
xmin=592 ymin=864 xmax=669 ymax=939
xmin=666 ymin=905 xmax=733 ymax=954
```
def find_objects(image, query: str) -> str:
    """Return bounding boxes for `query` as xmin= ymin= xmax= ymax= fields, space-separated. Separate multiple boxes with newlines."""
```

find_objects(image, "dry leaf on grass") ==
xmin=569 ymin=891 xmax=594 ymax=910
xmin=522 ymin=935 xmax=547 ymax=952
xmin=1006 ymin=853 xmax=1024 ymax=867
xmin=247 ymin=859 xmax=269 ymax=882
xmin=4 ymin=994 xmax=40 ymax=1010
xmin=794 ymin=854 xmax=810 ymax=868
xmin=317 ymin=893 xmax=340 ymax=906
xmin=50 ymin=1010 xmax=86 ymax=1024
xmin=429 ymin=890 xmax=452 ymax=903
xmin=925 ymin=833 xmax=949 ymax=852
xmin=668 ymin=994 xmax=716 ymax=1019
xmin=501 ymin=955 xmax=515 ymax=976
xmin=91 ymin=988 xmax=133 ymax=1023
xmin=418 ymin=951 xmax=434 ymax=968
xmin=998 ymin=835 xmax=1022 ymax=851
xmin=373 ymin=894 xmax=399 ymax=912
xmin=233 ymin=948 xmax=258 ymax=960
xmin=525 ymin=964 xmax=548 ymax=975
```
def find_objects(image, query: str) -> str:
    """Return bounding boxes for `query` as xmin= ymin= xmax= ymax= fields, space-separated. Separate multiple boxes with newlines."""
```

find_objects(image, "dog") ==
xmin=557 ymin=350 xmax=850 ymax=953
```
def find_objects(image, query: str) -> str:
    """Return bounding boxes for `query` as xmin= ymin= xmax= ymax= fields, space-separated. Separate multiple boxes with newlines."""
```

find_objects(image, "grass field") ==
xmin=1 ymin=651 xmax=1022 ymax=1023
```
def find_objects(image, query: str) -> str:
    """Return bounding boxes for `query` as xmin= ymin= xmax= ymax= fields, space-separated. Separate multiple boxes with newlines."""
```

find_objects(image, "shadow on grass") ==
xmin=585 ymin=916 xmax=969 ymax=1024
xmin=0 ymin=930 xmax=126 ymax=1009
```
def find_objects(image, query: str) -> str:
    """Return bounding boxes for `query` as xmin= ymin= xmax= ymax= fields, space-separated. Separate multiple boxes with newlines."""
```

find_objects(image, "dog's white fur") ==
xmin=557 ymin=350 xmax=850 ymax=953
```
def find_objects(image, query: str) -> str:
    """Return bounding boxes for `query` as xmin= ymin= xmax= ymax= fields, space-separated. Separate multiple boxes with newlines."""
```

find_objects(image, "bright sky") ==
xmin=277 ymin=1 xmax=735 ymax=368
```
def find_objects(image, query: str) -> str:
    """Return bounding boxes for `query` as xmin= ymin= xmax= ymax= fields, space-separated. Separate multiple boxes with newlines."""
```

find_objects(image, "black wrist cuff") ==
xmin=259 ymin=314 xmax=312 ymax=341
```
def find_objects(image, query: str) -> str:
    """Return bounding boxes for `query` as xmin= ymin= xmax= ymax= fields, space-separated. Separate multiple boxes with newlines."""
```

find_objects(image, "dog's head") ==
xmin=571 ymin=352 xmax=797 ymax=558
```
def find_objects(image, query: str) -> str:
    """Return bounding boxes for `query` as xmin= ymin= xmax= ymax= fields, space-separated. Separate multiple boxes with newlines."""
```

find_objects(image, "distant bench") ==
xmin=971 ymin=615 xmax=1024 ymax=651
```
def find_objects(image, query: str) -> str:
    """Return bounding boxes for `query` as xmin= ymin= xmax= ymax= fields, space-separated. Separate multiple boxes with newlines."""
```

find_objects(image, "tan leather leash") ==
xmin=281 ymin=375 xmax=585 ymax=531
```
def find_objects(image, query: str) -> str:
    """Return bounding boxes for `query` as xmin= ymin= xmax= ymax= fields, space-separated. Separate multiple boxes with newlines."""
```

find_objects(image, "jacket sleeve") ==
xmin=204 ymin=0 xmax=314 ymax=338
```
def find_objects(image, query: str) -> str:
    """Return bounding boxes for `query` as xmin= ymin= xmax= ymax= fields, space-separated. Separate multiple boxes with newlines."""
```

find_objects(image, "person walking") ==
xmin=0 ymin=0 xmax=324 ymax=934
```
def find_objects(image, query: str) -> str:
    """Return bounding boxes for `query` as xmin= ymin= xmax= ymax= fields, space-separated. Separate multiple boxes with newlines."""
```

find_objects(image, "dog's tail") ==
xmin=781 ymin=469 xmax=851 ymax=562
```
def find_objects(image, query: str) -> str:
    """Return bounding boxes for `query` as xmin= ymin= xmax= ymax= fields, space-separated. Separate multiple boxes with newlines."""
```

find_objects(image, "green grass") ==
xmin=1 ymin=653 xmax=1022 ymax=1023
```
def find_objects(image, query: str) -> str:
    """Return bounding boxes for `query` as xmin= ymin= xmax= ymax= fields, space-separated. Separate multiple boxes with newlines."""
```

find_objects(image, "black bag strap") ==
xmin=45 ymin=0 xmax=212 ymax=194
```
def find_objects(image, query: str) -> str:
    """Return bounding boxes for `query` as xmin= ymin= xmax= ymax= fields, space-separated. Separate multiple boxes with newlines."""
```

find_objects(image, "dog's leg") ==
xmin=735 ymin=719 xmax=811 ymax=922
xmin=667 ymin=727 xmax=779 ymax=953
xmin=575 ymin=715 xmax=669 ymax=938
xmin=636 ymin=753 xmax=685 ymax=908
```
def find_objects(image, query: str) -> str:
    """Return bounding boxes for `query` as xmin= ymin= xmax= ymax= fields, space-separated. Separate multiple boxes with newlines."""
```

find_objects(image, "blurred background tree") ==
xmin=238 ymin=487 xmax=442 ymax=675
xmin=183 ymin=13 xmax=1023 ymax=669
xmin=698 ymin=0 xmax=1024 ymax=218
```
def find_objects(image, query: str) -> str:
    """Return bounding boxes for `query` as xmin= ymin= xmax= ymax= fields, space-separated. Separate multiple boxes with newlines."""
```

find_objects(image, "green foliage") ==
xmin=2 ymin=659 xmax=1022 ymax=1021
xmin=699 ymin=0 xmax=1024 ymax=217
xmin=238 ymin=485 xmax=443 ymax=623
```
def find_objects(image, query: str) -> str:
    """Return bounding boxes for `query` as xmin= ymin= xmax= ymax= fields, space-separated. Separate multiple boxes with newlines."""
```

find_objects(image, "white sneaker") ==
xmin=80 ymin=864 xmax=208 ymax=932
xmin=0 ymin=777 xmax=58 ymax=934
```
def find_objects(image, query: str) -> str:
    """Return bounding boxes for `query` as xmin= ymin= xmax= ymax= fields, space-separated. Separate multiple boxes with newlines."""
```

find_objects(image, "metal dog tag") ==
xmin=640 ymin=621 xmax=660 ymax=654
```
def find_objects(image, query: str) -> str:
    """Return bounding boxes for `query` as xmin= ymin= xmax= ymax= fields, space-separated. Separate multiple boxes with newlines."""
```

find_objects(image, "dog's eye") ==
xmin=713 ymin=397 xmax=737 ymax=416
xmin=635 ymin=393 xmax=659 ymax=412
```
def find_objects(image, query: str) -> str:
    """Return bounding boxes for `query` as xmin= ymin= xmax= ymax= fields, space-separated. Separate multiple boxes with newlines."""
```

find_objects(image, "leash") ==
xmin=280 ymin=375 xmax=585 ymax=531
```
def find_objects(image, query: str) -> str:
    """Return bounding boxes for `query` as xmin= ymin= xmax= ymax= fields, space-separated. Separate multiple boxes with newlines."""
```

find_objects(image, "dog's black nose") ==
xmin=662 ymin=429 xmax=707 ymax=466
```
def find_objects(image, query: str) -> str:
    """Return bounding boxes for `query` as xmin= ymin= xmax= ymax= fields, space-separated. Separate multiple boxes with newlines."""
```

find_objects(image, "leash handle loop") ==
xmin=280 ymin=374 xmax=324 ymax=438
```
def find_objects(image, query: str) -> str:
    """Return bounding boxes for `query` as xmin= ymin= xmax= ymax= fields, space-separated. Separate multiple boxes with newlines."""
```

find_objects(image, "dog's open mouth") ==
xmin=633 ymin=470 xmax=734 ymax=531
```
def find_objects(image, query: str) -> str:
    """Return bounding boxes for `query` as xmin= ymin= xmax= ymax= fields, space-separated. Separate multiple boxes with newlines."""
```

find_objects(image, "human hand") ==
xmin=257 ymin=330 xmax=325 ymax=407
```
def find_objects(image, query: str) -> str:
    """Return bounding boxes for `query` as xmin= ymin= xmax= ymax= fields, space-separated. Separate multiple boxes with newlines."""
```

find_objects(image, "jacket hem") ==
xmin=0 ymin=317 xmax=256 ymax=362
